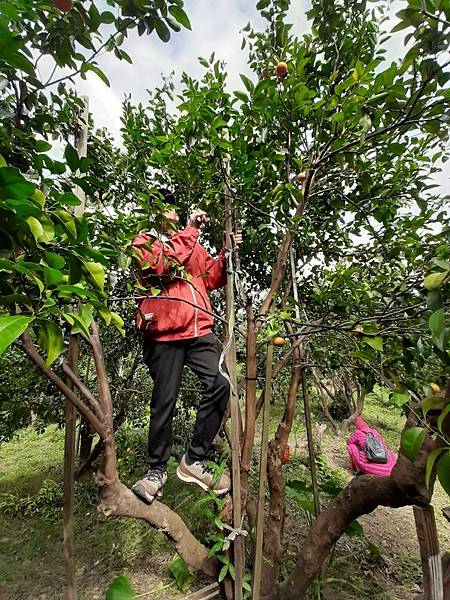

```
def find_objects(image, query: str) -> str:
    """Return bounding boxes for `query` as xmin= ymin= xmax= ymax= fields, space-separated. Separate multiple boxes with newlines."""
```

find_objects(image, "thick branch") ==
xmin=62 ymin=361 xmax=105 ymax=419
xmin=261 ymin=348 xmax=302 ymax=594
xmin=90 ymin=321 xmax=113 ymax=423
xmin=98 ymin=479 xmax=218 ymax=578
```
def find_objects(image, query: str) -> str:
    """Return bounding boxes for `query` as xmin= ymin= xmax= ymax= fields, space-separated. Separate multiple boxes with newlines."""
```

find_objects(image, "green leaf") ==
xmin=83 ymin=261 xmax=105 ymax=291
xmin=240 ymin=74 xmax=254 ymax=94
xmin=110 ymin=311 xmax=125 ymax=336
xmin=43 ymin=251 xmax=66 ymax=270
xmin=4 ymin=52 xmax=35 ymax=76
xmin=43 ymin=266 xmax=63 ymax=286
xmin=218 ymin=562 xmax=229 ymax=583
xmin=37 ymin=320 xmax=64 ymax=367
xmin=96 ymin=305 xmax=112 ymax=325
xmin=168 ymin=555 xmax=192 ymax=592
xmin=424 ymin=271 xmax=448 ymax=290
xmin=60 ymin=192 xmax=81 ymax=206
xmin=0 ymin=167 xmax=35 ymax=200
xmin=64 ymin=143 xmax=80 ymax=172
xmin=100 ymin=11 xmax=115 ymax=24
xmin=437 ymin=403 xmax=450 ymax=433
xmin=345 ymin=519 xmax=364 ymax=537
xmin=168 ymin=5 xmax=191 ymax=30
xmin=35 ymin=140 xmax=52 ymax=153
xmin=400 ymin=427 xmax=425 ymax=462
xmin=211 ymin=116 xmax=228 ymax=130
xmin=0 ymin=315 xmax=34 ymax=355
xmin=82 ymin=63 xmax=110 ymax=86
xmin=427 ymin=289 xmax=443 ymax=312
xmin=363 ymin=336 xmax=383 ymax=351
xmin=32 ymin=189 xmax=45 ymax=207
xmin=429 ymin=309 xmax=446 ymax=351
xmin=26 ymin=216 xmax=44 ymax=244
xmin=436 ymin=451 xmax=450 ymax=497
xmin=422 ymin=395 xmax=444 ymax=417
xmin=70 ymin=303 xmax=93 ymax=337
xmin=106 ymin=575 xmax=136 ymax=600
xmin=392 ymin=391 xmax=409 ymax=407
xmin=53 ymin=210 xmax=77 ymax=239
xmin=425 ymin=447 xmax=445 ymax=488
xmin=155 ymin=19 xmax=171 ymax=42
xmin=57 ymin=285 xmax=97 ymax=301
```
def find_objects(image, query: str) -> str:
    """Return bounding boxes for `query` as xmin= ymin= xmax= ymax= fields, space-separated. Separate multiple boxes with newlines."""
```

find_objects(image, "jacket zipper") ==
xmin=189 ymin=283 xmax=198 ymax=337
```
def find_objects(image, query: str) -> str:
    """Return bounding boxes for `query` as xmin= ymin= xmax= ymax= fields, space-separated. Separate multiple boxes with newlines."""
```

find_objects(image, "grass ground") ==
xmin=0 ymin=427 xmax=212 ymax=599
xmin=0 ymin=393 xmax=449 ymax=599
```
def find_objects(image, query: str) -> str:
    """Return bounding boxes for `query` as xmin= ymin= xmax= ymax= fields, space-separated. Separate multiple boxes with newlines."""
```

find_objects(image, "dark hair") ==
xmin=152 ymin=187 xmax=175 ymax=205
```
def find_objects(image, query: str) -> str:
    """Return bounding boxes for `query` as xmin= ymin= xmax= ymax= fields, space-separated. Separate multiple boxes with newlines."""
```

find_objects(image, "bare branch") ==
xmin=62 ymin=361 xmax=105 ymax=419
xmin=17 ymin=333 xmax=107 ymax=438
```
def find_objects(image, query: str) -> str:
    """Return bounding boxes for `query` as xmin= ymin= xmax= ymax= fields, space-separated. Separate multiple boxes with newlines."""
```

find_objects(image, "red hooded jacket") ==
xmin=133 ymin=226 xmax=226 ymax=341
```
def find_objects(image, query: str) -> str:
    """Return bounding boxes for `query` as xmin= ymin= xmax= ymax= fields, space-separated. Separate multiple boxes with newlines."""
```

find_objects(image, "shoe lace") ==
xmin=145 ymin=468 xmax=165 ymax=483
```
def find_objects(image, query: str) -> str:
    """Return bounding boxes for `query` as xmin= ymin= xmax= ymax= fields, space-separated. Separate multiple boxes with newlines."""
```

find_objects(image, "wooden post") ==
xmin=300 ymin=368 xmax=320 ymax=518
xmin=63 ymin=95 xmax=89 ymax=600
xmin=413 ymin=505 xmax=443 ymax=600
xmin=252 ymin=342 xmax=273 ymax=600
xmin=73 ymin=96 xmax=88 ymax=218
xmin=64 ymin=339 xmax=78 ymax=600
xmin=223 ymin=162 xmax=244 ymax=599
xmin=290 ymin=248 xmax=320 ymax=517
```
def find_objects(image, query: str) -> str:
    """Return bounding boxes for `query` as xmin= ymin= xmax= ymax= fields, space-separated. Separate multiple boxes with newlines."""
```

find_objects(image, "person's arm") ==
xmin=203 ymin=248 xmax=227 ymax=290
xmin=133 ymin=227 xmax=199 ymax=275
xmin=202 ymin=229 xmax=243 ymax=290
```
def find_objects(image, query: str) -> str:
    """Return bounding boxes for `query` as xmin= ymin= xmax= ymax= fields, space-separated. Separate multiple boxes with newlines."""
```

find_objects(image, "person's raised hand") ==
xmin=188 ymin=209 xmax=208 ymax=229
xmin=233 ymin=230 xmax=243 ymax=247
xmin=223 ymin=230 xmax=243 ymax=248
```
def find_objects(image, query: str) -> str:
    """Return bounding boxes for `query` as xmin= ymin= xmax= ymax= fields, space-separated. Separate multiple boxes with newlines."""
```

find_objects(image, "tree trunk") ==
xmin=78 ymin=418 xmax=94 ymax=465
xmin=260 ymin=360 xmax=301 ymax=596
xmin=63 ymin=336 xmax=79 ymax=600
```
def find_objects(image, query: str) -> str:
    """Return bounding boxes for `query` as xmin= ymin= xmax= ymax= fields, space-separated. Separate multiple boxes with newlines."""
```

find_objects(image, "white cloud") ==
xmin=75 ymin=0 xmax=263 ymax=139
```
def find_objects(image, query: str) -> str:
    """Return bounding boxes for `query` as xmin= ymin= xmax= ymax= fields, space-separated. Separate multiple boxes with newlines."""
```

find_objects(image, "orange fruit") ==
xmin=276 ymin=62 xmax=288 ymax=78
xmin=282 ymin=444 xmax=290 ymax=464
xmin=273 ymin=336 xmax=286 ymax=347
xmin=53 ymin=0 xmax=72 ymax=12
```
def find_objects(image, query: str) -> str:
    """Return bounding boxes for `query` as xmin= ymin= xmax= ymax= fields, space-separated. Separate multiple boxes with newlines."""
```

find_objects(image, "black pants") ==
xmin=143 ymin=333 xmax=230 ymax=469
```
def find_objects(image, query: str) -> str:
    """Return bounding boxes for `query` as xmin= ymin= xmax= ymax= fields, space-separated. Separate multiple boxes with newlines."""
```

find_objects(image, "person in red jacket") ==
xmin=131 ymin=189 xmax=240 ymax=504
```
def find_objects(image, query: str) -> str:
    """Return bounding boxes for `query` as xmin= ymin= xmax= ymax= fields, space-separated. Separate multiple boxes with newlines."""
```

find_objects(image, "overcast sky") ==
xmin=71 ymin=0 xmax=449 ymax=193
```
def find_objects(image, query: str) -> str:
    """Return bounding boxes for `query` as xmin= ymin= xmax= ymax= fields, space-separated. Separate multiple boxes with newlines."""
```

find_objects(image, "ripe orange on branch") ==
xmin=276 ymin=62 xmax=288 ymax=78
xmin=273 ymin=336 xmax=286 ymax=347
xmin=53 ymin=0 xmax=72 ymax=12
xmin=282 ymin=444 xmax=291 ymax=464
xmin=296 ymin=171 xmax=307 ymax=184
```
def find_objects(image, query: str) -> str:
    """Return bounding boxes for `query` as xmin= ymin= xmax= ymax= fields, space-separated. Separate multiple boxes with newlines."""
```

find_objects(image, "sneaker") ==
xmin=132 ymin=467 xmax=167 ymax=504
xmin=176 ymin=454 xmax=231 ymax=495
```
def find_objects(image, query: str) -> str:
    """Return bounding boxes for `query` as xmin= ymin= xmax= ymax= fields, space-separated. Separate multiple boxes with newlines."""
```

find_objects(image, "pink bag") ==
xmin=347 ymin=417 xmax=396 ymax=477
